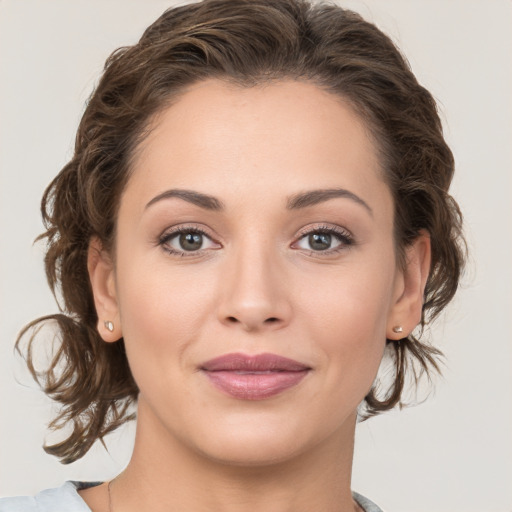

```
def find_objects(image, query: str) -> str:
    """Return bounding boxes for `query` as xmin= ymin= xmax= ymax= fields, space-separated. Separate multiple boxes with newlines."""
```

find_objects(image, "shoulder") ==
xmin=0 ymin=481 xmax=98 ymax=512
xmin=353 ymin=491 xmax=385 ymax=512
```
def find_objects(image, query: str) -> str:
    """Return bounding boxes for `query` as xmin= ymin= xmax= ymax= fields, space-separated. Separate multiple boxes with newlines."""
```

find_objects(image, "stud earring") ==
xmin=392 ymin=326 xmax=403 ymax=334
xmin=104 ymin=320 xmax=114 ymax=332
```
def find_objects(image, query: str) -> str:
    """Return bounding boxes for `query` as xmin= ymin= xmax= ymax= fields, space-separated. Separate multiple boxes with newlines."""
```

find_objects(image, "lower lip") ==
xmin=203 ymin=370 xmax=309 ymax=400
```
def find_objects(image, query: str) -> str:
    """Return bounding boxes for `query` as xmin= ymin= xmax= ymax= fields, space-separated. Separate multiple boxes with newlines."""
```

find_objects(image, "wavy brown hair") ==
xmin=17 ymin=0 xmax=466 ymax=463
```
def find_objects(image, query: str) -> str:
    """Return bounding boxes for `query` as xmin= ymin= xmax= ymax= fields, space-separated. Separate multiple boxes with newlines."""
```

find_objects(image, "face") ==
xmin=90 ymin=79 xmax=426 ymax=466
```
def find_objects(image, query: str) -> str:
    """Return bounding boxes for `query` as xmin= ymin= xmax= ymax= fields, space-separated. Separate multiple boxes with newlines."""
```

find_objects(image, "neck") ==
xmin=112 ymin=401 xmax=359 ymax=512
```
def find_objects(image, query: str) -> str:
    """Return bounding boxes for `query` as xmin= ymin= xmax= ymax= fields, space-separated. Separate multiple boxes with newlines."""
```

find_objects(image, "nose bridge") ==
xmin=217 ymin=231 xmax=290 ymax=331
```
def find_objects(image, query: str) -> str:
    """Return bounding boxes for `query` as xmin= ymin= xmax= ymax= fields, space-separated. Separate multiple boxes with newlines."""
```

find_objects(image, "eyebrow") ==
xmin=145 ymin=187 xmax=372 ymax=215
xmin=145 ymin=189 xmax=225 ymax=211
xmin=286 ymin=188 xmax=373 ymax=215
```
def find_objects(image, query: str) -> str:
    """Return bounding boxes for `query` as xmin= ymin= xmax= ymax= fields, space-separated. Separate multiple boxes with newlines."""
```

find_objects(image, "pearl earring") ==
xmin=104 ymin=320 xmax=114 ymax=332
xmin=392 ymin=326 xmax=403 ymax=334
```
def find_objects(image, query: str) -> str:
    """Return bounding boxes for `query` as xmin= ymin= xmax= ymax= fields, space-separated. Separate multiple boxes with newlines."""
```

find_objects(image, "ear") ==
xmin=387 ymin=231 xmax=431 ymax=340
xmin=87 ymin=236 xmax=122 ymax=342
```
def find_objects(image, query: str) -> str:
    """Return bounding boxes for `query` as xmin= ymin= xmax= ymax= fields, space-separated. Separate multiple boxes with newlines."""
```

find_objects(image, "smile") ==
xmin=200 ymin=353 xmax=311 ymax=400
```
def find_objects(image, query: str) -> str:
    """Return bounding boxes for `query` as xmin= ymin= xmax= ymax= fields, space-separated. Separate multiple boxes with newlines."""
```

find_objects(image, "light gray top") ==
xmin=0 ymin=481 xmax=384 ymax=512
xmin=0 ymin=482 xmax=94 ymax=512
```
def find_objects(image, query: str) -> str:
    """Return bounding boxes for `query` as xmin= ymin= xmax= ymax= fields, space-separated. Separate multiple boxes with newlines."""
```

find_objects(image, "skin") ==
xmin=84 ymin=79 xmax=430 ymax=512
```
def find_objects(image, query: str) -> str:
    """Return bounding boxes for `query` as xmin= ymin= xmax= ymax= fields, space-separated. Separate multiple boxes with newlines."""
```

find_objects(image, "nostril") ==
xmin=223 ymin=315 xmax=283 ymax=328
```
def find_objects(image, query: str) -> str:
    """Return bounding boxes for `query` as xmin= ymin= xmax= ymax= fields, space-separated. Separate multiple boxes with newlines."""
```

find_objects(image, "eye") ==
xmin=300 ymin=232 xmax=339 ymax=251
xmin=159 ymin=226 xmax=220 ymax=256
xmin=293 ymin=225 xmax=353 ymax=254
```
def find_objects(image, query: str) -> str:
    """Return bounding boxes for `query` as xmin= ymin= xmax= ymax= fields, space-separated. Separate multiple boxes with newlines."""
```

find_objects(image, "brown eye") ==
xmin=179 ymin=232 xmax=203 ymax=251
xmin=293 ymin=226 xmax=353 ymax=254
xmin=308 ymin=233 xmax=332 ymax=251
xmin=160 ymin=227 xmax=220 ymax=256
xmin=297 ymin=231 xmax=342 ymax=252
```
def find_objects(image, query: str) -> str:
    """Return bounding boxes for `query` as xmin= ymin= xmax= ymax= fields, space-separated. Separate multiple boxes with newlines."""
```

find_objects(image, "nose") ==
xmin=216 ymin=242 xmax=292 ymax=332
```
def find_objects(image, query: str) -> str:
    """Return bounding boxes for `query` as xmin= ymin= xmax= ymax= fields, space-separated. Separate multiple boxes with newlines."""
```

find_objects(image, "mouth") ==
xmin=200 ymin=353 xmax=311 ymax=400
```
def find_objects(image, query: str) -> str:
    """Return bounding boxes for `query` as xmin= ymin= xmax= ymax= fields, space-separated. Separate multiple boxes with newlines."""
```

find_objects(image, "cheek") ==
xmin=299 ymin=258 xmax=395 ymax=392
xmin=113 ymin=257 xmax=216 ymax=383
xmin=301 ymin=258 xmax=394 ymax=337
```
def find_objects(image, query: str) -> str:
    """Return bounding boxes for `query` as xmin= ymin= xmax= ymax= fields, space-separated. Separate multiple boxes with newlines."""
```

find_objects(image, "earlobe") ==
xmin=87 ymin=237 xmax=122 ymax=342
xmin=388 ymin=231 xmax=431 ymax=339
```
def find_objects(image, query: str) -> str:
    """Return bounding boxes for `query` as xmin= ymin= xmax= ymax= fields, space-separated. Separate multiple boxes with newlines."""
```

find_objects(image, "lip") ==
xmin=200 ymin=353 xmax=311 ymax=400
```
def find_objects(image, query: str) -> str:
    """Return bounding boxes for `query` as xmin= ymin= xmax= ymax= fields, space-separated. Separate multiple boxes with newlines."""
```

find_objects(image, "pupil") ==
xmin=309 ymin=233 xmax=331 ymax=251
xmin=180 ymin=232 xmax=202 ymax=251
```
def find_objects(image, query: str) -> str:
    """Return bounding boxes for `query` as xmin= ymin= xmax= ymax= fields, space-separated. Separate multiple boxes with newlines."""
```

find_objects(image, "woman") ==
xmin=0 ymin=0 xmax=465 ymax=511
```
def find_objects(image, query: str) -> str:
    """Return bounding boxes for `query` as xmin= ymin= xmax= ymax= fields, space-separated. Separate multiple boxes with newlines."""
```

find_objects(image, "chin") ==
xmin=185 ymin=410 xmax=335 ymax=469
xmin=198 ymin=433 xmax=305 ymax=468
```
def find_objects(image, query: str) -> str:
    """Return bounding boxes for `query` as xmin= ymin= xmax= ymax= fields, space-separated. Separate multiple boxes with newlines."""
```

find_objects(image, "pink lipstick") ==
xmin=200 ymin=353 xmax=310 ymax=400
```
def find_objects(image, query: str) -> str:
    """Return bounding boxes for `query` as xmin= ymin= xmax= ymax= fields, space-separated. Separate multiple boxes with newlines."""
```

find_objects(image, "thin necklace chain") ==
xmin=107 ymin=479 xmax=113 ymax=512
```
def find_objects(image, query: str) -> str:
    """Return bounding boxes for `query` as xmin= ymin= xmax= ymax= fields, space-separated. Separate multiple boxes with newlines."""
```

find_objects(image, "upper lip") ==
xmin=200 ymin=353 xmax=310 ymax=372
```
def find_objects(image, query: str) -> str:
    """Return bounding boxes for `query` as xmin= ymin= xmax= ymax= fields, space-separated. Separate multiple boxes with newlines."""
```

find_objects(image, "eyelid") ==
xmin=295 ymin=223 xmax=353 ymax=239
xmin=156 ymin=222 xmax=354 ymax=258
xmin=158 ymin=223 xmax=222 ymax=257
xmin=291 ymin=223 xmax=355 ymax=254
xmin=159 ymin=222 xmax=216 ymax=239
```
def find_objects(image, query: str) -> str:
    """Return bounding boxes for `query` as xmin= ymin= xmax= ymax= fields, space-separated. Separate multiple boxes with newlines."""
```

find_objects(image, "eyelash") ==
xmin=158 ymin=223 xmax=354 ymax=258
xmin=158 ymin=225 xmax=218 ymax=257
xmin=294 ymin=224 xmax=354 ymax=256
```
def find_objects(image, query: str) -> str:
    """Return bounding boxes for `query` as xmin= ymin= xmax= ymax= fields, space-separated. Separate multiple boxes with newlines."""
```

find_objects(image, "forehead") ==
xmin=126 ymin=79 xmax=389 ymax=214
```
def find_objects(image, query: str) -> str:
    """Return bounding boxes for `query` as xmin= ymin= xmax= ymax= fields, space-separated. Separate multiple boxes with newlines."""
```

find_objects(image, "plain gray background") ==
xmin=1 ymin=1 xmax=511 ymax=511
